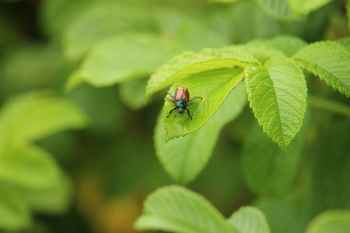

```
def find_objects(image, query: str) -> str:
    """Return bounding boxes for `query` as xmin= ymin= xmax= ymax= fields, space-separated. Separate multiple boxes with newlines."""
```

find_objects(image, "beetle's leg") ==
xmin=165 ymin=97 xmax=175 ymax=103
xmin=186 ymin=109 xmax=192 ymax=120
xmin=186 ymin=103 xmax=192 ymax=106
xmin=174 ymin=113 xmax=177 ymax=117
xmin=167 ymin=92 xmax=175 ymax=99
xmin=167 ymin=108 xmax=177 ymax=118
xmin=188 ymin=96 xmax=202 ymax=102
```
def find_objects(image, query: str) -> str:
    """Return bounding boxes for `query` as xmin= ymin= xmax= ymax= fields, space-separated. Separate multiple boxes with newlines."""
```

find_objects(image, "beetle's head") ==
xmin=177 ymin=108 xmax=185 ymax=114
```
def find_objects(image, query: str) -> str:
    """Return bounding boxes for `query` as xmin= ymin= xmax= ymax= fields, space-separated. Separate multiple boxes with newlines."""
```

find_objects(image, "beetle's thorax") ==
xmin=176 ymin=99 xmax=186 ymax=108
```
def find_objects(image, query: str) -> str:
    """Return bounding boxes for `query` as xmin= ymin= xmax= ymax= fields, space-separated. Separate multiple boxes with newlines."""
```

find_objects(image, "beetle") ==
xmin=165 ymin=87 xmax=202 ymax=120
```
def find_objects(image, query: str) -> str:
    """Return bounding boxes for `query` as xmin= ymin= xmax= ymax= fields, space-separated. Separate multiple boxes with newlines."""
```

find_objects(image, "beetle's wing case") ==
xmin=175 ymin=87 xmax=189 ymax=102
xmin=182 ymin=88 xmax=189 ymax=103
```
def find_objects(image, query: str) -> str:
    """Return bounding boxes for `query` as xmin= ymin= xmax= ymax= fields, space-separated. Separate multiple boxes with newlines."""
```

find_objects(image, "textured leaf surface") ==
xmin=241 ymin=113 xmax=309 ymax=197
xmin=0 ymin=185 xmax=31 ymax=231
xmin=227 ymin=206 xmax=271 ymax=233
xmin=155 ymin=84 xmax=247 ymax=184
xmin=292 ymin=41 xmax=350 ymax=97
xmin=288 ymin=0 xmax=333 ymax=15
xmin=80 ymin=34 xmax=183 ymax=87
xmin=134 ymin=186 xmax=235 ymax=233
xmin=0 ymin=145 xmax=60 ymax=189
xmin=305 ymin=210 xmax=350 ymax=233
xmin=255 ymin=0 xmax=304 ymax=21
xmin=311 ymin=121 xmax=350 ymax=212
xmin=336 ymin=37 xmax=350 ymax=51
xmin=119 ymin=77 xmax=150 ymax=110
xmin=254 ymin=198 xmax=300 ymax=233
xmin=146 ymin=47 xmax=260 ymax=99
xmin=245 ymin=56 xmax=307 ymax=150
xmin=164 ymin=68 xmax=244 ymax=141
xmin=63 ymin=4 xmax=157 ymax=60
xmin=0 ymin=91 xmax=87 ymax=154
xmin=237 ymin=35 xmax=307 ymax=62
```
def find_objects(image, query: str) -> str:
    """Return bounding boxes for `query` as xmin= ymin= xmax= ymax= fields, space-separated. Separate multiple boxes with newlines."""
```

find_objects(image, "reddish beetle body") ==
xmin=174 ymin=87 xmax=189 ymax=103
xmin=165 ymin=87 xmax=202 ymax=120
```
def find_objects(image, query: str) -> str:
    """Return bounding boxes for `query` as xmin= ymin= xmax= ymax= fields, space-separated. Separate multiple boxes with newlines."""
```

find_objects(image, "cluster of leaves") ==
xmin=0 ymin=91 xmax=87 ymax=231
xmin=1 ymin=0 xmax=350 ymax=232
xmin=134 ymin=185 xmax=350 ymax=233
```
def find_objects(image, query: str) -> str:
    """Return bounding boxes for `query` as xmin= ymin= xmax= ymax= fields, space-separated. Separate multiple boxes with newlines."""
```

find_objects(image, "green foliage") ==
xmin=135 ymin=186 xmax=274 ymax=233
xmin=2 ymin=0 xmax=350 ymax=232
xmin=287 ymin=0 xmax=333 ymax=15
xmin=305 ymin=210 xmax=350 ymax=233
xmin=255 ymin=0 xmax=304 ymax=21
xmin=0 ymin=91 xmax=87 ymax=152
xmin=254 ymin=198 xmax=301 ymax=233
xmin=0 ymin=185 xmax=31 ymax=231
xmin=135 ymin=186 xmax=236 ymax=233
xmin=0 ymin=145 xmax=60 ymax=189
xmin=245 ymin=56 xmax=307 ymax=150
xmin=336 ymin=37 xmax=350 ymax=51
xmin=292 ymin=41 xmax=350 ymax=97
xmin=15 ymin=175 xmax=72 ymax=214
xmin=237 ymin=35 xmax=307 ymax=62
xmin=155 ymin=84 xmax=247 ymax=184
xmin=145 ymin=47 xmax=260 ymax=100
xmin=241 ymin=113 xmax=309 ymax=197
xmin=227 ymin=206 xmax=271 ymax=233
xmin=163 ymin=68 xmax=244 ymax=141
xmin=0 ymin=91 xmax=87 ymax=231
xmin=119 ymin=77 xmax=150 ymax=110
xmin=63 ymin=4 xmax=158 ymax=61
xmin=311 ymin=121 xmax=350 ymax=212
xmin=78 ymin=34 xmax=182 ymax=87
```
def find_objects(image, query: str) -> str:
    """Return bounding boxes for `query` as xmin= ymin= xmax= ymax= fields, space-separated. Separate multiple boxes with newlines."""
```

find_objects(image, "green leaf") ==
xmin=261 ymin=35 xmax=307 ymax=56
xmin=227 ymin=206 xmax=271 ymax=233
xmin=145 ymin=47 xmax=260 ymax=100
xmin=227 ymin=1 xmax=284 ymax=44
xmin=64 ymin=70 xmax=85 ymax=93
xmin=237 ymin=35 xmax=307 ymax=62
xmin=134 ymin=185 xmax=236 ymax=233
xmin=245 ymin=56 xmax=307 ymax=150
xmin=0 ymin=184 xmax=31 ymax=231
xmin=119 ymin=77 xmax=150 ymax=110
xmin=311 ymin=121 xmax=350 ymax=212
xmin=164 ymin=68 xmax=244 ymax=141
xmin=254 ymin=198 xmax=300 ymax=233
xmin=39 ymin=0 xmax=97 ymax=36
xmin=288 ymin=0 xmax=333 ymax=15
xmin=241 ymin=112 xmax=309 ymax=197
xmin=305 ymin=210 xmax=350 ymax=233
xmin=174 ymin=18 xmax=229 ymax=52
xmin=80 ymin=34 xmax=183 ymax=87
xmin=63 ymin=4 xmax=158 ymax=60
xmin=16 ymin=174 xmax=72 ymax=214
xmin=0 ymin=91 xmax=87 ymax=153
xmin=336 ymin=37 xmax=350 ymax=51
xmin=0 ymin=145 xmax=60 ymax=189
xmin=292 ymin=41 xmax=350 ymax=97
xmin=155 ymin=83 xmax=247 ymax=184
xmin=236 ymin=43 xmax=285 ymax=63
xmin=255 ymin=0 xmax=304 ymax=21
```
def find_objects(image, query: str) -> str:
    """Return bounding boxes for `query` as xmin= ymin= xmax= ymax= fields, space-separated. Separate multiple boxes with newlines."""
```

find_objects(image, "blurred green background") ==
xmin=0 ymin=0 xmax=349 ymax=233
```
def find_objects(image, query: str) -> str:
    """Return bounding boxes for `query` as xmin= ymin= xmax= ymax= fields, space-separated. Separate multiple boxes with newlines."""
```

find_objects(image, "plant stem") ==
xmin=307 ymin=95 xmax=350 ymax=118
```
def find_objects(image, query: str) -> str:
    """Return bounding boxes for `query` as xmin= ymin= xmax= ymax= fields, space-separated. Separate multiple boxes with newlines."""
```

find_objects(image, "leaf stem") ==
xmin=307 ymin=95 xmax=350 ymax=118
